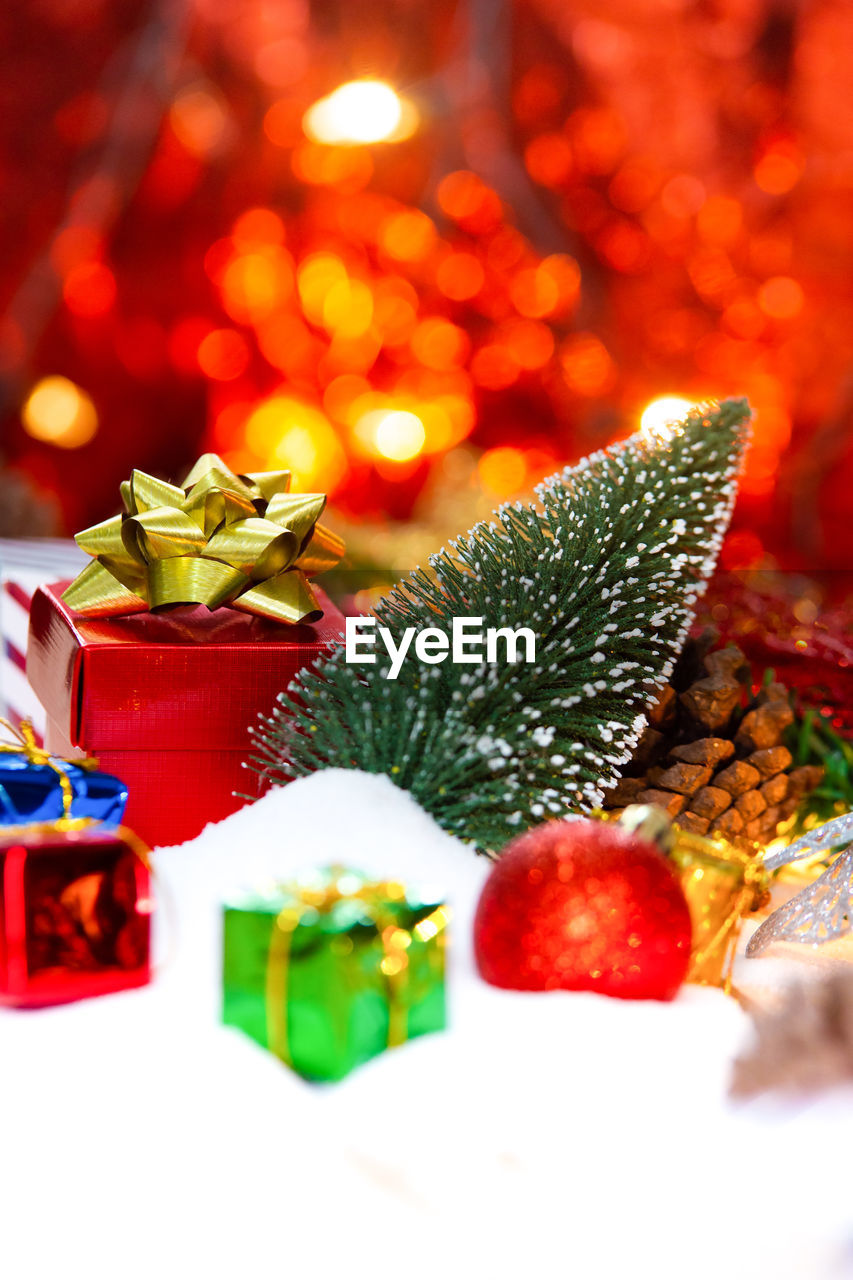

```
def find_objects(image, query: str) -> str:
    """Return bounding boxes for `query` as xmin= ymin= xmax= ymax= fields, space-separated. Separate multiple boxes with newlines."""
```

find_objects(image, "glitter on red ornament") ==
xmin=473 ymin=819 xmax=692 ymax=1001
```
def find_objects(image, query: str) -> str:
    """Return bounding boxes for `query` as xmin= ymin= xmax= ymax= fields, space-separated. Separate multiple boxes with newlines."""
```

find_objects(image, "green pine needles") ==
xmin=249 ymin=398 xmax=752 ymax=852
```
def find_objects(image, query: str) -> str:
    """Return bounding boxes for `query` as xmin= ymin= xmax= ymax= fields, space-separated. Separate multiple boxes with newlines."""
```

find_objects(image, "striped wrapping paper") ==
xmin=0 ymin=538 xmax=86 ymax=742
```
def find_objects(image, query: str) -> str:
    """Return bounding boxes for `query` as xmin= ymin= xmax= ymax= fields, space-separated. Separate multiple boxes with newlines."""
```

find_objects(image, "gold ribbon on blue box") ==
xmin=0 ymin=718 xmax=127 ymax=828
xmin=62 ymin=453 xmax=344 ymax=625
xmin=222 ymin=867 xmax=449 ymax=1082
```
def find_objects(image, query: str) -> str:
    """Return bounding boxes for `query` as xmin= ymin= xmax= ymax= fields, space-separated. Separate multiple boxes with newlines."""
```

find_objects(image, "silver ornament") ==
xmin=747 ymin=811 xmax=853 ymax=956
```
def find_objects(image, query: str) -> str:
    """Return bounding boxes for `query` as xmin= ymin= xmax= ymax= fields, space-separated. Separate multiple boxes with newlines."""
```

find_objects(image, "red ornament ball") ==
xmin=473 ymin=818 xmax=692 ymax=1001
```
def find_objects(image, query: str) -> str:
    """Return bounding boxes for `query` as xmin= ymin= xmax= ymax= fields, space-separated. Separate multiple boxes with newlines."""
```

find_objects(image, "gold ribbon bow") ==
xmin=0 ymin=717 xmax=99 ymax=824
xmin=62 ymin=453 xmax=345 ymax=625
xmin=265 ymin=870 xmax=449 ymax=1067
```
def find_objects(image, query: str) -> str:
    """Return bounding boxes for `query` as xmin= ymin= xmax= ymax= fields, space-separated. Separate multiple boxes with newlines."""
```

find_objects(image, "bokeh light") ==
xmin=560 ymin=334 xmax=615 ymax=396
xmin=478 ymin=446 xmax=527 ymax=496
xmin=22 ymin=376 xmax=98 ymax=448
xmin=524 ymin=133 xmax=573 ymax=188
xmin=8 ymin=0 xmax=851 ymax=579
xmin=232 ymin=208 xmax=286 ymax=247
xmin=758 ymin=277 xmax=805 ymax=320
xmin=62 ymin=261 xmax=117 ymax=317
xmin=170 ymin=83 xmax=233 ymax=158
xmin=754 ymin=145 xmax=803 ymax=196
xmin=640 ymin=396 xmax=695 ymax=438
xmin=498 ymin=318 xmax=554 ymax=369
xmin=322 ymin=278 xmax=374 ymax=338
xmin=297 ymin=253 xmax=348 ymax=324
xmin=244 ymin=393 xmax=347 ymax=490
xmin=436 ymin=252 xmax=484 ymax=300
xmin=291 ymin=141 xmax=374 ymax=188
xmin=197 ymin=329 xmax=250 ymax=380
xmin=303 ymin=80 xmax=418 ymax=146
xmin=221 ymin=247 xmax=294 ymax=322
xmin=356 ymin=409 xmax=426 ymax=462
xmin=410 ymin=319 xmax=469 ymax=370
xmin=471 ymin=344 xmax=520 ymax=390
xmin=437 ymin=171 xmax=502 ymax=232
xmin=380 ymin=210 xmax=437 ymax=262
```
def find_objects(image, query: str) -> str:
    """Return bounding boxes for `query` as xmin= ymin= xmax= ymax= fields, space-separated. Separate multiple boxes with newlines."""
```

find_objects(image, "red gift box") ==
xmin=26 ymin=582 xmax=344 ymax=848
xmin=0 ymin=824 xmax=151 ymax=1008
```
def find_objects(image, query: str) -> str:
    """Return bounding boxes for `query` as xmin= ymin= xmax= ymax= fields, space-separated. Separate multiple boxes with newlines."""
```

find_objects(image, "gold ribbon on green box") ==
xmin=62 ymin=453 xmax=345 ymax=625
xmin=222 ymin=867 xmax=449 ymax=1081
xmin=265 ymin=873 xmax=446 ymax=1066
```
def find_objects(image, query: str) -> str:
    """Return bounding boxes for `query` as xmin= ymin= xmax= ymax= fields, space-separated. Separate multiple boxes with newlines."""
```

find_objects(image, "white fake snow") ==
xmin=1 ymin=768 xmax=853 ymax=1280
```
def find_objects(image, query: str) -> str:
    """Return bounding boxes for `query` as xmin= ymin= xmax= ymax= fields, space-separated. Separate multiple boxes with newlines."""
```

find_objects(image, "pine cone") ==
xmin=602 ymin=636 xmax=823 ymax=850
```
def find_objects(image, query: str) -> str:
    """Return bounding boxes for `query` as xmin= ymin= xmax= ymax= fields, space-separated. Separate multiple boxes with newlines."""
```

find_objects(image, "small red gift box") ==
xmin=26 ymin=582 xmax=344 ymax=848
xmin=0 ymin=824 xmax=151 ymax=1008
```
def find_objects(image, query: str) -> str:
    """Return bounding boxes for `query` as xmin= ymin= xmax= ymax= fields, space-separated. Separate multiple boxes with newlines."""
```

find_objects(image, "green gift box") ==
xmin=222 ymin=867 xmax=449 ymax=1082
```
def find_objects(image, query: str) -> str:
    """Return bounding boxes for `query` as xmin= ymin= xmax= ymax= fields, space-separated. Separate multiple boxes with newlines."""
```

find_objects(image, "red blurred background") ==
xmin=2 ymin=0 xmax=852 ymax=581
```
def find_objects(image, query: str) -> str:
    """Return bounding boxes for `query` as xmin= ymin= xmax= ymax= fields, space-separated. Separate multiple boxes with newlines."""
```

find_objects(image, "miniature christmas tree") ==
xmin=250 ymin=398 xmax=752 ymax=851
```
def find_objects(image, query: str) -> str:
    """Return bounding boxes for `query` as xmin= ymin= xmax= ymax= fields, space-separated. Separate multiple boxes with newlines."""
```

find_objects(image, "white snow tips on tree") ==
xmin=249 ymin=397 xmax=752 ymax=852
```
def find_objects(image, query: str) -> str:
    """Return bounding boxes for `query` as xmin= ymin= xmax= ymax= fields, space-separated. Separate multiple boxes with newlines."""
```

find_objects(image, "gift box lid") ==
xmin=224 ymin=870 xmax=446 ymax=939
xmin=27 ymin=582 xmax=344 ymax=751
xmin=0 ymin=823 xmax=135 ymax=854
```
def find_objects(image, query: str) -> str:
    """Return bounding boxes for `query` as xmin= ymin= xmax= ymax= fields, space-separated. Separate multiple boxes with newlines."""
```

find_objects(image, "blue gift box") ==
xmin=0 ymin=723 xmax=127 ymax=827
